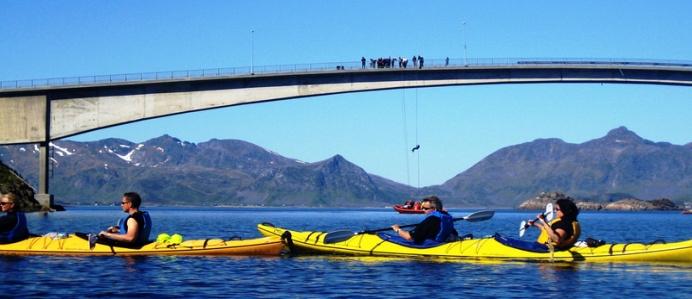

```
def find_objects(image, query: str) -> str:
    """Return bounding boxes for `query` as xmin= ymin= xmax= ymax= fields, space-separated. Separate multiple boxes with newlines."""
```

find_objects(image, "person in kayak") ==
xmin=529 ymin=198 xmax=581 ymax=250
xmin=391 ymin=196 xmax=458 ymax=244
xmin=92 ymin=192 xmax=152 ymax=248
xmin=0 ymin=193 xmax=30 ymax=244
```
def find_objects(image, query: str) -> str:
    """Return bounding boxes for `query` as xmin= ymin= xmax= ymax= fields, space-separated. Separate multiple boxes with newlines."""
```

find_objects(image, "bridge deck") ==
xmin=3 ymin=57 xmax=692 ymax=93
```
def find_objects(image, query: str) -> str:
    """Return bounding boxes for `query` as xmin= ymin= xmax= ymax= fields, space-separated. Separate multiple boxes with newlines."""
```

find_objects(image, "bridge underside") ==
xmin=3 ymin=65 xmax=692 ymax=144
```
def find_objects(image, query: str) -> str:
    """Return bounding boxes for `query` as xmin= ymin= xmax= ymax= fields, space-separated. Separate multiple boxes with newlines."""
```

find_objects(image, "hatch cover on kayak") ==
xmin=494 ymin=234 xmax=550 ymax=253
xmin=377 ymin=233 xmax=445 ymax=248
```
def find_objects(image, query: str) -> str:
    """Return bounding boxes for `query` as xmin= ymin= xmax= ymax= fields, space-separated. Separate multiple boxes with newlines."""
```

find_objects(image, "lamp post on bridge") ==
xmin=462 ymin=21 xmax=468 ymax=66
xmin=250 ymin=29 xmax=255 ymax=75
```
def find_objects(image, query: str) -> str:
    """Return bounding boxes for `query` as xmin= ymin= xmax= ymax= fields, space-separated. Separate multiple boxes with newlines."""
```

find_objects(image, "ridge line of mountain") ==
xmin=1 ymin=126 xmax=690 ymax=208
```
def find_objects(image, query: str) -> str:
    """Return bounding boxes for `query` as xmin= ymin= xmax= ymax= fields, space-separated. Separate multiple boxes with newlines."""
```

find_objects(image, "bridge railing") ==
xmin=2 ymin=57 xmax=692 ymax=91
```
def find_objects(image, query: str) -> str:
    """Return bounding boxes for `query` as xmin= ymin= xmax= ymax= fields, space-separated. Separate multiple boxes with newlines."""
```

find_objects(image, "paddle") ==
xmin=323 ymin=210 xmax=495 ymax=244
xmin=518 ymin=203 xmax=554 ymax=237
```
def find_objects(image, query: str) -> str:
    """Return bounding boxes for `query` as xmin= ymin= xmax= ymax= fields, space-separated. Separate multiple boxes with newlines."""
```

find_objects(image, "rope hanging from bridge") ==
xmin=401 ymin=89 xmax=411 ymax=187
xmin=401 ymin=89 xmax=422 ymax=190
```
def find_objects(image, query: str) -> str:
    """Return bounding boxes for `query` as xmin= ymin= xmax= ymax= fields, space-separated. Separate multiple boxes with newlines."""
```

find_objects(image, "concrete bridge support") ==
xmin=0 ymin=95 xmax=53 ymax=208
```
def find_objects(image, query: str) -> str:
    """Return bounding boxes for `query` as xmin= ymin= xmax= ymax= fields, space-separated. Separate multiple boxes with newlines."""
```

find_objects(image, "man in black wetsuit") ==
xmin=391 ymin=196 xmax=458 ymax=244
xmin=0 ymin=193 xmax=29 ymax=243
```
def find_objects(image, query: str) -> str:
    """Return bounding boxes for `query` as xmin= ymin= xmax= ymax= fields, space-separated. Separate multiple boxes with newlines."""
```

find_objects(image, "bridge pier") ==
xmin=35 ymin=141 xmax=54 ymax=210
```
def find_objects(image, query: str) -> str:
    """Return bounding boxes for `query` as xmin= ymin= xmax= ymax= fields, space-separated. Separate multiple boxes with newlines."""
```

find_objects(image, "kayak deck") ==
xmin=258 ymin=223 xmax=692 ymax=263
xmin=0 ymin=234 xmax=285 ymax=256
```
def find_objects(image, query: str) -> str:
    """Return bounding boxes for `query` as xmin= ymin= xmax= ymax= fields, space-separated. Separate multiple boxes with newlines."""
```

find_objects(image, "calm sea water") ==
xmin=2 ymin=207 xmax=691 ymax=298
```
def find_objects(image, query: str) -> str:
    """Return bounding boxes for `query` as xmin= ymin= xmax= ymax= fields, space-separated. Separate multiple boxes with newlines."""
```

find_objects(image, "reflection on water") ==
xmin=3 ymin=207 xmax=691 ymax=298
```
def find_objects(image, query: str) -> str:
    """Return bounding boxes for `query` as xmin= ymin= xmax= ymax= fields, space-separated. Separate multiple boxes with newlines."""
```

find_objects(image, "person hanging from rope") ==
xmin=411 ymin=144 xmax=420 ymax=152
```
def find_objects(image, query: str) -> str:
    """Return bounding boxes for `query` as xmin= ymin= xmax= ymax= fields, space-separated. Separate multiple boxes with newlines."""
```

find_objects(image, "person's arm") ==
xmin=533 ymin=216 xmax=566 ymax=244
xmin=99 ymin=218 xmax=139 ymax=242
xmin=391 ymin=224 xmax=413 ymax=241
xmin=393 ymin=217 xmax=438 ymax=243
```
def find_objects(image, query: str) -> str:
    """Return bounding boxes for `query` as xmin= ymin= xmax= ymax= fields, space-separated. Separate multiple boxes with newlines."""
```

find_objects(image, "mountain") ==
xmin=0 ymin=136 xmax=415 ymax=206
xmin=441 ymin=127 xmax=692 ymax=206
xmin=2 ymin=127 xmax=691 ymax=208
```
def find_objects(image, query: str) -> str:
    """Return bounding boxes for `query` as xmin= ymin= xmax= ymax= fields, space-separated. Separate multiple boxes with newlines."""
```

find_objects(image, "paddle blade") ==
xmin=519 ymin=220 xmax=527 ymax=237
xmin=545 ymin=203 xmax=555 ymax=221
xmin=323 ymin=230 xmax=356 ymax=244
xmin=461 ymin=210 xmax=495 ymax=222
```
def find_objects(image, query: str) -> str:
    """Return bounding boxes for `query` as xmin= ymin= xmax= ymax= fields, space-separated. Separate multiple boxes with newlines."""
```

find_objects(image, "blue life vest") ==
xmin=426 ymin=210 xmax=454 ymax=242
xmin=0 ymin=212 xmax=30 ymax=244
xmin=117 ymin=211 xmax=152 ymax=244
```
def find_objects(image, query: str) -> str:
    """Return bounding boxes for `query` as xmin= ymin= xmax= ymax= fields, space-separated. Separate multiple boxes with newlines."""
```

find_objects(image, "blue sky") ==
xmin=2 ymin=1 xmax=692 ymax=187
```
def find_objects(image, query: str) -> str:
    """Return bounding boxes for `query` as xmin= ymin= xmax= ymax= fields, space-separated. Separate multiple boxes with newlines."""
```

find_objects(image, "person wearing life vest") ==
xmin=95 ymin=192 xmax=151 ymax=248
xmin=0 ymin=193 xmax=30 ymax=244
xmin=529 ymin=198 xmax=581 ymax=250
xmin=391 ymin=196 xmax=458 ymax=244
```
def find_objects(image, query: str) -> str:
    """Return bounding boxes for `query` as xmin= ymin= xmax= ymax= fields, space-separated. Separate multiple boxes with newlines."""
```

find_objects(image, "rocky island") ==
xmin=519 ymin=191 xmax=681 ymax=211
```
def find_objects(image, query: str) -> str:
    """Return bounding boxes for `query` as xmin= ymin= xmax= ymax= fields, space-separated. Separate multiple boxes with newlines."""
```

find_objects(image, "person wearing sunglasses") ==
xmin=91 ymin=192 xmax=152 ymax=249
xmin=529 ymin=198 xmax=581 ymax=250
xmin=391 ymin=196 xmax=458 ymax=244
xmin=0 ymin=193 xmax=30 ymax=244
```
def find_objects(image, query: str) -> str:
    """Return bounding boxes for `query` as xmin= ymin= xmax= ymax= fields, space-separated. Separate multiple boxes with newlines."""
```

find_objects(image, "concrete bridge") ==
xmin=2 ymin=58 xmax=692 ymax=208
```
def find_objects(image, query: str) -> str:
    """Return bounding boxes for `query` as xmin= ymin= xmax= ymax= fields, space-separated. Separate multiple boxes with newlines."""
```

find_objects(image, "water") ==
xmin=2 ymin=207 xmax=691 ymax=298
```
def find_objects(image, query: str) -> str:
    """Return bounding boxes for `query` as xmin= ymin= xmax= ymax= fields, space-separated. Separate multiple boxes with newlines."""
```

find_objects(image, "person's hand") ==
xmin=98 ymin=231 xmax=108 ymax=237
xmin=391 ymin=225 xmax=401 ymax=233
xmin=107 ymin=226 xmax=119 ymax=233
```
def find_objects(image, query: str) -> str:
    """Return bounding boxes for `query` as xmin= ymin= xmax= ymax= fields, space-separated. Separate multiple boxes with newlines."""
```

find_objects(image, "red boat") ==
xmin=392 ymin=204 xmax=425 ymax=214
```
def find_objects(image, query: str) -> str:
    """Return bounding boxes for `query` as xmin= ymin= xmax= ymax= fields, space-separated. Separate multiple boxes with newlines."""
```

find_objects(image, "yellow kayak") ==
xmin=257 ymin=223 xmax=692 ymax=263
xmin=0 ymin=233 xmax=284 ymax=256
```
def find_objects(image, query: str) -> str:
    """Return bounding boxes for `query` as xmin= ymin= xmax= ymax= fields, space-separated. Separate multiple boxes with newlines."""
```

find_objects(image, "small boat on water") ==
xmin=0 ymin=234 xmax=285 ymax=256
xmin=393 ymin=199 xmax=425 ymax=214
xmin=683 ymin=209 xmax=692 ymax=215
xmin=392 ymin=204 xmax=426 ymax=214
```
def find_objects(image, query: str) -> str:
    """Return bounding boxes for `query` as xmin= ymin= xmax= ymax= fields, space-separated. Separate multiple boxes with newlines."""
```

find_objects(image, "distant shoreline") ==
xmin=39 ymin=204 xmax=688 ymax=213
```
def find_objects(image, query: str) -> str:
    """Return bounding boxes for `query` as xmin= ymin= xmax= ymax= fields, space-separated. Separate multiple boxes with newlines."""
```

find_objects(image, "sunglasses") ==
xmin=0 ymin=202 xmax=12 ymax=206
xmin=120 ymin=201 xmax=130 ymax=205
xmin=422 ymin=207 xmax=433 ymax=210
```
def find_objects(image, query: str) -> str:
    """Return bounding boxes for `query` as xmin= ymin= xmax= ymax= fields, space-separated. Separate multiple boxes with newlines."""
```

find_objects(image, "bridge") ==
xmin=2 ymin=57 xmax=692 ymax=208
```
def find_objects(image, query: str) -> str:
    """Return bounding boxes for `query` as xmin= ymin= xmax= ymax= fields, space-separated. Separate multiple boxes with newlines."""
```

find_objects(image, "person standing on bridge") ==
xmin=412 ymin=56 xmax=418 ymax=68
xmin=419 ymin=56 xmax=424 ymax=68
xmin=445 ymin=57 xmax=449 ymax=66
xmin=361 ymin=57 xmax=366 ymax=68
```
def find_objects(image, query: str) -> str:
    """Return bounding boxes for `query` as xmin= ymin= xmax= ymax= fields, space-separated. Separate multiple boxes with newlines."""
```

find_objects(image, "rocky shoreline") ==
xmin=0 ymin=160 xmax=43 ymax=212
xmin=518 ymin=191 xmax=683 ymax=211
